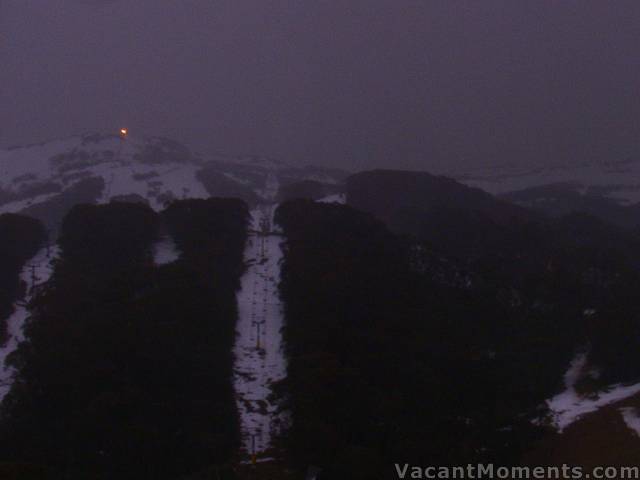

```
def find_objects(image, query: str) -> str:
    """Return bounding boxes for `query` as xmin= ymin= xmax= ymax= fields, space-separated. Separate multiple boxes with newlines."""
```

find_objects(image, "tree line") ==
xmin=0 ymin=199 xmax=249 ymax=479
xmin=275 ymin=199 xmax=640 ymax=479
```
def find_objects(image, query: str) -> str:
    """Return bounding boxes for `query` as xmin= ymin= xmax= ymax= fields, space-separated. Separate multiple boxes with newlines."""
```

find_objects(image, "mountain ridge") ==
xmin=0 ymin=132 xmax=347 ymax=229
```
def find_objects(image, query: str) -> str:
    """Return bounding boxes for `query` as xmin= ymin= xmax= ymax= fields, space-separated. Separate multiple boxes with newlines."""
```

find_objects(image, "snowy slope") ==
xmin=0 ymin=245 xmax=58 ymax=402
xmin=233 ymin=171 xmax=288 ymax=460
xmin=0 ymin=134 xmax=207 ymax=214
xmin=0 ymin=133 xmax=347 ymax=220
xmin=317 ymin=193 xmax=346 ymax=204
xmin=619 ymin=407 xmax=640 ymax=437
xmin=539 ymin=352 xmax=640 ymax=433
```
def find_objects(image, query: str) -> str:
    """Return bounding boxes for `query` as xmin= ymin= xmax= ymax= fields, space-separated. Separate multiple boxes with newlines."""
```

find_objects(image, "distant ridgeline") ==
xmin=0 ymin=214 xmax=46 ymax=343
xmin=0 ymin=199 xmax=248 ymax=478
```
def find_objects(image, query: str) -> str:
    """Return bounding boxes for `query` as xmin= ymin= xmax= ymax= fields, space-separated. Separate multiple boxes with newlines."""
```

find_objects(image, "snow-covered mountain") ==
xmin=0 ymin=133 xmax=347 ymax=229
xmin=10 ymin=132 xmax=640 ymax=232
xmin=452 ymin=159 xmax=640 ymax=206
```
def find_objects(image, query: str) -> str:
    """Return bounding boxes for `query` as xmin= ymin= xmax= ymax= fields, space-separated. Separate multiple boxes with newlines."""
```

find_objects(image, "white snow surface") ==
xmin=258 ymin=173 xmax=280 ymax=201
xmin=544 ymin=353 xmax=640 ymax=432
xmin=233 ymin=203 xmax=288 ymax=456
xmin=0 ymin=133 xmax=346 ymax=217
xmin=0 ymin=134 xmax=211 ymax=214
xmin=0 ymin=192 xmax=61 ymax=215
xmin=317 ymin=193 xmax=346 ymax=204
xmin=152 ymin=236 xmax=180 ymax=265
xmin=620 ymin=407 xmax=640 ymax=437
xmin=233 ymin=167 xmax=289 ymax=458
xmin=0 ymin=245 xmax=58 ymax=402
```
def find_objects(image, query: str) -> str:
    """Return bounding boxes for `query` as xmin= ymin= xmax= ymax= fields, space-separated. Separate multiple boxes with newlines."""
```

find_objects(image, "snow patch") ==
xmin=1 ymin=135 xmax=346 ymax=221
xmin=153 ymin=236 xmax=180 ymax=265
xmin=233 ymin=203 xmax=288 ymax=458
xmin=0 ymin=191 xmax=61 ymax=215
xmin=543 ymin=352 xmax=640 ymax=432
xmin=258 ymin=173 xmax=280 ymax=201
xmin=620 ymin=407 xmax=640 ymax=437
xmin=317 ymin=193 xmax=346 ymax=204
xmin=0 ymin=245 xmax=58 ymax=402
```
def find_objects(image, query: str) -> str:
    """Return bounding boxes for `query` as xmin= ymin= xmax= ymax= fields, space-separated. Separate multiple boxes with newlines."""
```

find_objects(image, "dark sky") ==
xmin=2 ymin=1 xmax=639 ymax=172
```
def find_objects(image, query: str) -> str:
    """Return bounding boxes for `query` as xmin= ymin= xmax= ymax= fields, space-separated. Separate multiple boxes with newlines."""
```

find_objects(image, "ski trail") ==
xmin=233 ymin=204 xmax=288 ymax=456
xmin=233 ymin=176 xmax=288 ymax=458
xmin=0 ymin=245 xmax=58 ymax=402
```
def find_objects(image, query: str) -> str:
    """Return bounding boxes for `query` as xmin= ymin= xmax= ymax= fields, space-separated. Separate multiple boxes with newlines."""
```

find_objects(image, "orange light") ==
xmin=120 ymin=128 xmax=128 ymax=137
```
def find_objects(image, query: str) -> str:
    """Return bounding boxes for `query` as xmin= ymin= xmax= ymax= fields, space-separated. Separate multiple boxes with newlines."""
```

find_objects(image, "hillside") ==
xmin=347 ymin=169 xmax=534 ymax=229
xmin=4 ymin=140 xmax=640 ymax=475
xmin=0 ymin=133 xmax=346 ymax=230
xmin=454 ymin=158 xmax=640 ymax=206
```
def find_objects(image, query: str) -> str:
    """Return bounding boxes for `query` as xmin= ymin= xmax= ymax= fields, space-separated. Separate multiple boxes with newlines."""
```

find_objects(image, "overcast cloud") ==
xmin=1 ymin=1 xmax=639 ymax=172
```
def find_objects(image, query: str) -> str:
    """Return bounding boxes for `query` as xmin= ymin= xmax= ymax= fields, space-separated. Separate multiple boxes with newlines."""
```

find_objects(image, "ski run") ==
xmin=0 ymin=245 xmax=58 ymax=402
xmin=233 ymin=169 xmax=288 ymax=460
